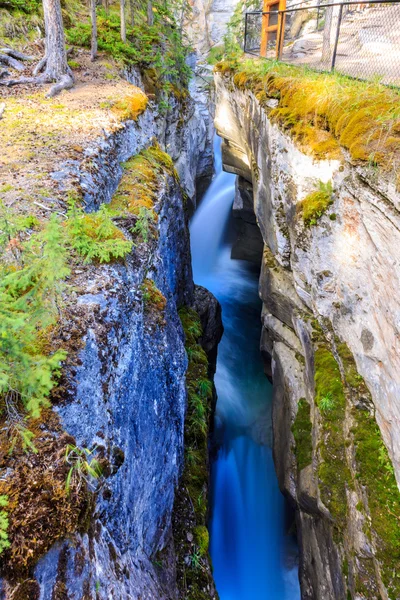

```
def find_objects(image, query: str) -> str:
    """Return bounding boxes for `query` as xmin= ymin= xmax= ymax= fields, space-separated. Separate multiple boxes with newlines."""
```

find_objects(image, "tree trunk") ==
xmin=42 ymin=0 xmax=69 ymax=80
xmin=90 ymin=0 xmax=97 ymax=61
xmin=129 ymin=0 xmax=135 ymax=28
xmin=103 ymin=0 xmax=109 ymax=15
xmin=321 ymin=5 xmax=340 ymax=64
xmin=147 ymin=0 xmax=153 ymax=26
xmin=120 ymin=0 xmax=127 ymax=42
xmin=0 ymin=0 xmax=73 ymax=96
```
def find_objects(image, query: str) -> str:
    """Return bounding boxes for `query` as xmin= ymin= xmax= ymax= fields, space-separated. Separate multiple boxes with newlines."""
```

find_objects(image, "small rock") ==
xmin=186 ymin=532 xmax=193 ymax=542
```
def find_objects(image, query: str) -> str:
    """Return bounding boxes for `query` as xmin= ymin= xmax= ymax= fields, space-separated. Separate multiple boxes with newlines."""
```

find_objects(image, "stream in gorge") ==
xmin=190 ymin=136 xmax=300 ymax=600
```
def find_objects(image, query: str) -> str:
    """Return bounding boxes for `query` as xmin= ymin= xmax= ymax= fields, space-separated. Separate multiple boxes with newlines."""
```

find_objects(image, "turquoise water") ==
xmin=190 ymin=137 xmax=300 ymax=600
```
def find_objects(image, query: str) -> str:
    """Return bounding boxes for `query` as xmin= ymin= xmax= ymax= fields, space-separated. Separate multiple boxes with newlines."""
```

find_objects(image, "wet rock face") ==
xmin=183 ymin=0 xmax=238 ymax=56
xmin=32 ymin=177 xmax=191 ymax=600
xmin=74 ymin=69 xmax=213 ymax=214
xmin=214 ymin=72 xmax=400 ymax=599
xmin=0 ymin=73 xmax=216 ymax=599
xmin=231 ymin=177 xmax=264 ymax=264
xmin=192 ymin=284 xmax=224 ymax=375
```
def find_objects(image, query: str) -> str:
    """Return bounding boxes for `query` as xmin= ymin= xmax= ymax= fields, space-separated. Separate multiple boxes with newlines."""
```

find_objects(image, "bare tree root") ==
xmin=33 ymin=49 xmax=72 ymax=77
xmin=0 ymin=47 xmax=34 ymax=61
xmin=0 ymin=64 xmax=74 ymax=97
xmin=33 ymin=55 xmax=47 ymax=76
xmin=0 ymin=53 xmax=25 ymax=71
xmin=45 ymin=72 xmax=74 ymax=98
xmin=0 ymin=73 xmax=50 ymax=88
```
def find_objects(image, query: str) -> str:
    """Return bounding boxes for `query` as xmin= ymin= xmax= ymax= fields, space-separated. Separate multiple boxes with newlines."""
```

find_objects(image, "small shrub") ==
xmin=65 ymin=445 xmax=102 ymax=493
xmin=131 ymin=207 xmax=155 ymax=244
xmin=0 ymin=496 xmax=10 ymax=554
xmin=207 ymin=45 xmax=225 ymax=65
xmin=66 ymin=202 xmax=133 ymax=263
xmin=297 ymin=180 xmax=333 ymax=226
xmin=190 ymin=549 xmax=202 ymax=569
xmin=319 ymin=392 xmax=334 ymax=412
xmin=0 ymin=214 xmax=69 ymax=422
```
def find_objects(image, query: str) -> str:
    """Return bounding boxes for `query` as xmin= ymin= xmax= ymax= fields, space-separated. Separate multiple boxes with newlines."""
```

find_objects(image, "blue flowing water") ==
xmin=190 ymin=136 xmax=300 ymax=600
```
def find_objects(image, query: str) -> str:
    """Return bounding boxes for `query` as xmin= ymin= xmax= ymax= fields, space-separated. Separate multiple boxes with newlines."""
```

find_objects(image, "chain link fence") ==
xmin=244 ymin=0 xmax=400 ymax=86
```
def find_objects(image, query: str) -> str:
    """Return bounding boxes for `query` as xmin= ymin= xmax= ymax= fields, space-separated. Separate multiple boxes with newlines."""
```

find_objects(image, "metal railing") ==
xmin=244 ymin=0 xmax=400 ymax=86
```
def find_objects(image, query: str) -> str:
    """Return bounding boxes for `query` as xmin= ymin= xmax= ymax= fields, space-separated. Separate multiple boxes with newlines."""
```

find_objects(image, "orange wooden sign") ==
xmin=260 ymin=0 xmax=286 ymax=59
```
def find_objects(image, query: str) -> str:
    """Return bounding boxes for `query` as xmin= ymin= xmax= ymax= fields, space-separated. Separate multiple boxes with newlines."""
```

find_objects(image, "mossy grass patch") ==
xmin=215 ymin=58 xmax=400 ymax=176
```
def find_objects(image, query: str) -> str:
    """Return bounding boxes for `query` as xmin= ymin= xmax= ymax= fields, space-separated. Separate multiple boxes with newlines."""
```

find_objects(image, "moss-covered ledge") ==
xmin=306 ymin=320 xmax=400 ymax=598
xmin=0 ymin=143 xmax=185 ymax=589
xmin=173 ymin=307 xmax=218 ymax=600
xmin=214 ymin=59 xmax=400 ymax=189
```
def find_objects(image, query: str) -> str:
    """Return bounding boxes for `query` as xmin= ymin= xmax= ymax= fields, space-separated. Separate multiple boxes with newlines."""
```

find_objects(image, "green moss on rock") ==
xmin=291 ymin=398 xmax=312 ymax=471
xmin=215 ymin=58 xmax=400 ymax=176
xmin=353 ymin=409 xmax=400 ymax=597
xmin=336 ymin=341 xmax=367 ymax=392
xmin=314 ymin=345 xmax=349 ymax=525
xmin=172 ymin=307 xmax=217 ymax=599
xmin=194 ymin=525 xmax=209 ymax=556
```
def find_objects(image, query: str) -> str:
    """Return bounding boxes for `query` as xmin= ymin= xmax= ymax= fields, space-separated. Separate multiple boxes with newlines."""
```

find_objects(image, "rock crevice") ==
xmin=214 ymin=70 xmax=400 ymax=600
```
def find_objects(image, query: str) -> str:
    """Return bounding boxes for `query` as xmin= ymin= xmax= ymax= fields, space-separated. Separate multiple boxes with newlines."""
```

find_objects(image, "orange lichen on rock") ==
xmin=112 ymin=88 xmax=149 ymax=121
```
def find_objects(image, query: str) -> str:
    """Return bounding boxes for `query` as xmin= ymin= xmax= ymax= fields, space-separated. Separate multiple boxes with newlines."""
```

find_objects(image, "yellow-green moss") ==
xmin=194 ymin=525 xmax=209 ymax=556
xmin=297 ymin=181 xmax=333 ymax=226
xmin=291 ymin=398 xmax=312 ymax=472
xmin=67 ymin=59 xmax=80 ymax=69
xmin=314 ymin=345 xmax=349 ymax=525
xmin=141 ymin=278 xmax=166 ymax=328
xmin=353 ymin=409 xmax=400 ymax=597
xmin=110 ymin=145 xmax=176 ymax=217
xmin=216 ymin=59 xmax=400 ymax=172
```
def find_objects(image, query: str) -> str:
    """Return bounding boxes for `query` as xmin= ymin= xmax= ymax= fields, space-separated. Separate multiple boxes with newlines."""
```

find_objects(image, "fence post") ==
xmin=316 ymin=0 xmax=321 ymax=31
xmin=260 ymin=0 xmax=271 ymax=57
xmin=276 ymin=0 xmax=286 ymax=59
xmin=331 ymin=3 xmax=344 ymax=71
xmin=244 ymin=13 xmax=248 ymax=53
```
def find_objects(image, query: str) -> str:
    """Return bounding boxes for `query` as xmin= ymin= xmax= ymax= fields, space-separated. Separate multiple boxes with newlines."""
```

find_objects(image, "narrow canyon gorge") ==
xmin=0 ymin=1 xmax=399 ymax=599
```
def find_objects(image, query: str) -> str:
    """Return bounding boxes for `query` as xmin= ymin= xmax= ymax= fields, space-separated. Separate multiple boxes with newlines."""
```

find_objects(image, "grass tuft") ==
xmin=215 ymin=58 xmax=400 ymax=175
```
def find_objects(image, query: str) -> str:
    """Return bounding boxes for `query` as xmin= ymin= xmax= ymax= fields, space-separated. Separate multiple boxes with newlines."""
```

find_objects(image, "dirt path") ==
xmin=0 ymin=48 xmax=146 ymax=221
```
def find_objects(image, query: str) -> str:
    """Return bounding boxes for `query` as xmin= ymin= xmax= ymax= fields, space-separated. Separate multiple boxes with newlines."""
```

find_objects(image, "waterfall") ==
xmin=190 ymin=136 xmax=300 ymax=600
